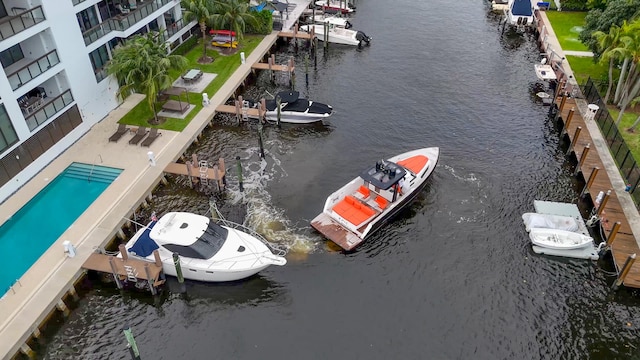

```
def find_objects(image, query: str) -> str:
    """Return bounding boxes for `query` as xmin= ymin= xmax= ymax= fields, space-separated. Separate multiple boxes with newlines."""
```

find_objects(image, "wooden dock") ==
xmin=216 ymin=104 xmax=261 ymax=118
xmin=82 ymin=252 xmax=165 ymax=292
xmin=163 ymin=155 xmax=226 ymax=189
xmin=555 ymin=96 xmax=640 ymax=288
xmin=278 ymin=30 xmax=312 ymax=40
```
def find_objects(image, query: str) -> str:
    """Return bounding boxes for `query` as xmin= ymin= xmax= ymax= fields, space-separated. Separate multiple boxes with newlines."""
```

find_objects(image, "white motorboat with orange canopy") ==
xmin=311 ymin=147 xmax=439 ymax=251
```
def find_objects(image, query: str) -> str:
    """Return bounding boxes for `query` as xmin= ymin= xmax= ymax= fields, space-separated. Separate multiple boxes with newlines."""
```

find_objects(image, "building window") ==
xmin=89 ymin=45 xmax=110 ymax=82
xmin=0 ymin=44 xmax=24 ymax=68
xmin=76 ymin=6 xmax=99 ymax=33
xmin=0 ymin=105 xmax=18 ymax=154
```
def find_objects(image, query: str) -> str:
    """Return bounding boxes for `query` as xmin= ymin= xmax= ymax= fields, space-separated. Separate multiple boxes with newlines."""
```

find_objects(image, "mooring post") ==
xmin=119 ymin=244 xmax=128 ymax=261
xmin=557 ymin=93 xmax=568 ymax=118
xmin=123 ymin=326 xmax=142 ymax=360
xmin=276 ymin=96 xmax=282 ymax=127
xmin=268 ymin=56 xmax=273 ymax=83
xmin=172 ymin=252 xmax=184 ymax=283
xmin=289 ymin=57 xmax=295 ymax=88
xmin=108 ymin=257 xmax=123 ymax=289
xmin=153 ymin=250 xmax=162 ymax=267
xmin=324 ymin=22 xmax=329 ymax=49
xmin=597 ymin=189 xmax=612 ymax=217
xmin=606 ymin=221 xmax=622 ymax=248
xmin=260 ymin=98 xmax=267 ymax=123
xmin=613 ymin=253 xmax=636 ymax=290
xmin=313 ymin=37 xmax=318 ymax=66
xmin=271 ymin=54 xmax=276 ymax=83
xmin=566 ymin=126 xmax=582 ymax=156
xmin=236 ymin=156 xmax=244 ymax=192
xmin=186 ymin=161 xmax=194 ymax=188
xmin=144 ymin=263 xmax=157 ymax=296
xmin=580 ymin=167 xmax=599 ymax=197
xmin=219 ymin=158 xmax=227 ymax=187
xmin=561 ymin=107 xmax=575 ymax=136
xmin=304 ymin=54 xmax=309 ymax=85
xmin=213 ymin=165 xmax=220 ymax=192
xmin=257 ymin=123 xmax=265 ymax=159
xmin=574 ymin=143 xmax=590 ymax=176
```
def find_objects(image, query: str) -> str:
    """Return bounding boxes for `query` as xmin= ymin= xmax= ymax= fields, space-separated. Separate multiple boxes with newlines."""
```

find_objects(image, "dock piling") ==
xmin=276 ymin=96 xmax=282 ymax=127
xmin=580 ymin=167 xmax=599 ymax=198
xmin=172 ymin=252 xmax=184 ymax=283
xmin=123 ymin=326 xmax=142 ymax=360
xmin=304 ymin=54 xmax=309 ymax=85
xmin=606 ymin=221 xmax=622 ymax=248
xmin=566 ymin=126 xmax=582 ymax=156
xmin=144 ymin=264 xmax=157 ymax=295
xmin=574 ymin=143 xmax=590 ymax=176
xmin=236 ymin=156 xmax=244 ymax=192
xmin=597 ymin=189 xmax=612 ymax=217
xmin=613 ymin=253 xmax=636 ymax=290
xmin=257 ymin=124 xmax=265 ymax=159
xmin=108 ymin=257 xmax=123 ymax=289
xmin=56 ymin=299 xmax=70 ymax=317
xmin=562 ymin=107 xmax=575 ymax=136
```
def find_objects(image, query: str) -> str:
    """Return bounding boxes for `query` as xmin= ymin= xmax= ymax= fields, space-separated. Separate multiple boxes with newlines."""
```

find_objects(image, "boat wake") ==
xmin=224 ymin=146 xmax=316 ymax=254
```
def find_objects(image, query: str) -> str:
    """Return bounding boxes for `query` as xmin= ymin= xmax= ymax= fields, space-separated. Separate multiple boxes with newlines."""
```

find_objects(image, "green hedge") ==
xmin=561 ymin=0 xmax=588 ymax=10
xmin=171 ymin=35 xmax=198 ymax=56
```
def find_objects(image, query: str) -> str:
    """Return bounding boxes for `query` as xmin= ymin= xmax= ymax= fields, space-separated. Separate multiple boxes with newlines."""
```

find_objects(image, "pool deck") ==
xmin=0 ymin=2 xmax=310 ymax=358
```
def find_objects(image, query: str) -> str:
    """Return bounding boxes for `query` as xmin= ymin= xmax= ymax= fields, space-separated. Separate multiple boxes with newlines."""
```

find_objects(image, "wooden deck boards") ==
xmin=215 ymin=104 xmax=261 ymax=118
xmin=556 ymin=98 xmax=640 ymax=287
xmin=164 ymin=162 xmax=225 ymax=180
xmin=82 ymin=253 xmax=163 ymax=285
xmin=278 ymin=31 xmax=312 ymax=40
xmin=251 ymin=62 xmax=295 ymax=72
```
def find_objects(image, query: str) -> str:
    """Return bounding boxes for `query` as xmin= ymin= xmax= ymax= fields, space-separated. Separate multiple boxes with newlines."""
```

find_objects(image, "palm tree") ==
xmin=211 ymin=0 xmax=259 ymax=47
xmin=107 ymin=33 xmax=187 ymax=124
xmin=613 ymin=20 xmax=640 ymax=125
xmin=182 ymin=0 xmax=216 ymax=62
xmin=593 ymin=24 xmax=623 ymax=104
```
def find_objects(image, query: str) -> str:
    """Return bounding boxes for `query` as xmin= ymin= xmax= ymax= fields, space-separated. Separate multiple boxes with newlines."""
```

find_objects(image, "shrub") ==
xmin=246 ymin=10 xmax=273 ymax=35
xmin=171 ymin=35 xmax=198 ymax=56
xmin=561 ymin=0 xmax=588 ymax=10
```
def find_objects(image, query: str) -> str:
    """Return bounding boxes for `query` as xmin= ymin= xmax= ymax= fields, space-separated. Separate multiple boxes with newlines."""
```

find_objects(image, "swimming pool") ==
xmin=0 ymin=163 xmax=122 ymax=295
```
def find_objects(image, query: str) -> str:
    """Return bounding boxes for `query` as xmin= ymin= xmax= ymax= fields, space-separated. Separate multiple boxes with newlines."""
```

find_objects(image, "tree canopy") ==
xmin=106 ymin=33 xmax=187 ymax=123
xmin=580 ymin=0 xmax=640 ymax=57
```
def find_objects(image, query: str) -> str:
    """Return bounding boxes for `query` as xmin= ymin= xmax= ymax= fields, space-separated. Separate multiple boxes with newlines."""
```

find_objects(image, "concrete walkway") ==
xmin=564 ymin=50 xmax=594 ymax=57
xmin=537 ymin=11 xmax=640 ymax=247
xmin=0 ymin=0 xmax=312 ymax=357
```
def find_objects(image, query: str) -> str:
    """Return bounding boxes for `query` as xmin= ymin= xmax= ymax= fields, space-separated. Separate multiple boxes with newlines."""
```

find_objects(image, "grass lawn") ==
xmin=118 ymin=34 xmax=264 ymax=131
xmin=545 ymin=11 xmax=589 ymax=52
xmin=565 ymin=55 xmax=614 ymax=84
xmin=608 ymin=108 xmax=640 ymax=162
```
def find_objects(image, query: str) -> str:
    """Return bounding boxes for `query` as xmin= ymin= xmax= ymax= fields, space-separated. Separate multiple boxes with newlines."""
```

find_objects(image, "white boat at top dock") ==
xmin=300 ymin=23 xmax=371 ymax=46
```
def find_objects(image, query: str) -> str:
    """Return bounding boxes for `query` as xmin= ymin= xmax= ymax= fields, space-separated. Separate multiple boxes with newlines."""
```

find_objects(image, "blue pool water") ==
xmin=0 ymin=163 xmax=122 ymax=295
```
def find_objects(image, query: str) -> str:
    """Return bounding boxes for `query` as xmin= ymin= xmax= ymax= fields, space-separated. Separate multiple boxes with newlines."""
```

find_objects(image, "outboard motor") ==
xmin=355 ymin=31 xmax=371 ymax=48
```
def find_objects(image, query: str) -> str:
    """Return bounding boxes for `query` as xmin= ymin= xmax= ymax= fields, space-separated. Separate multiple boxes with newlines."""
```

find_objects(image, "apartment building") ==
xmin=0 ymin=0 xmax=195 ymax=203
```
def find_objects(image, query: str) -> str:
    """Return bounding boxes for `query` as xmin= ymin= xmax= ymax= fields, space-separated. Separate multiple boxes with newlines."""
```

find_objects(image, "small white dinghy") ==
xmin=529 ymin=228 xmax=594 ymax=250
xmin=522 ymin=212 xmax=580 ymax=232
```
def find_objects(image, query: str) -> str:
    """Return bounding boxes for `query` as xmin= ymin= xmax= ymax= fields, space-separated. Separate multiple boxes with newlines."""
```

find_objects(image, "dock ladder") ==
xmin=242 ymin=100 xmax=250 ymax=122
xmin=199 ymin=160 xmax=209 ymax=185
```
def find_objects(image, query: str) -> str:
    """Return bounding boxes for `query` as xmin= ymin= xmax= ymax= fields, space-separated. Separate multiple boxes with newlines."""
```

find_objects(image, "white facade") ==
xmin=0 ymin=0 xmax=194 ymax=203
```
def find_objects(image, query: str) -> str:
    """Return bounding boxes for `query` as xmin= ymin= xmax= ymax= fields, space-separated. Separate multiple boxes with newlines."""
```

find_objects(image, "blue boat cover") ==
xmin=512 ymin=0 xmax=533 ymax=16
xmin=129 ymin=221 xmax=159 ymax=257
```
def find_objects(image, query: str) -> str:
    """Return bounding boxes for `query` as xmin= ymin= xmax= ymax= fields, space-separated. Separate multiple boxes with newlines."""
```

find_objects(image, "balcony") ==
xmin=83 ymin=0 xmax=173 ymax=46
xmin=7 ymin=50 xmax=60 ymax=91
xmin=0 ymin=6 xmax=46 ymax=41
xmin=24 ymin=89 xmax=74 ymax=131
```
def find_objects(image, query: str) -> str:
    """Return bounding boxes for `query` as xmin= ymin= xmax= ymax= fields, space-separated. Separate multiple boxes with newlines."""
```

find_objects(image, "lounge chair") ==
xmin=108 ymin=123 xmax=128 ymax=142
xmin=129 ymin=126 xmax=148 ymax=145
xmin=141 ymin=128 xmax=162 ymax=147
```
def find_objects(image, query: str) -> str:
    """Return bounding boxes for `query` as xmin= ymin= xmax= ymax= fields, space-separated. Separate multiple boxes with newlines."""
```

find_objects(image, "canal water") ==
xmin=39 ymin=0 xmax=640 ymax=359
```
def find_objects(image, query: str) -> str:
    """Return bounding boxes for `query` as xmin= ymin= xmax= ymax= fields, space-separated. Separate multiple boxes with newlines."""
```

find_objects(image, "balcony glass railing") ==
xmin=83 ymin=0 xmax=173 ymax=46
xmin=8 ymin=50 xmax=60 ymax=91
xmin=72 ymin=0 xmax=88 ymax=5
xmin=25 ymin=90 xmax=74 ymax=131
xmin=159 ymin=18 xmax=187 ymax=42
xmin=0 ymin=6 xmax=46 ymax=40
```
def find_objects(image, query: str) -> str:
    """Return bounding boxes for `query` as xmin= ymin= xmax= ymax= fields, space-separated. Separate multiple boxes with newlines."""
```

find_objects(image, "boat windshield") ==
xmin=162 ymin=221 xmax=228 ymax=259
